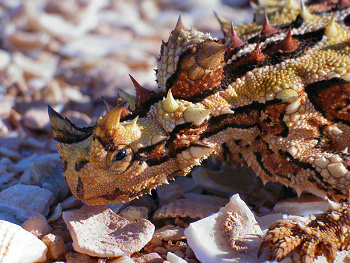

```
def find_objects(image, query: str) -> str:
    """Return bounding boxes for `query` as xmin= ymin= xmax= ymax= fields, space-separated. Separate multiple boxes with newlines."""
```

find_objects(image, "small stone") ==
xmin=62 ymin=205 xmax=155 ymax=257
xmin=154 ymin=225 xmax=186 ymax=241
xmin=21 ymin=213 xmax=52 ymax=239
xmin=156 ymin=183 xmax=183 ymax=206
xmin=167 ymin=252 xmax=187 ymax=263
xmin=108 ymin=255 xmax=136 ymax=262
xmin=173 ymin=177 xmax=200 ymax=193
xmin=23 ymin=107 xmax=51 ymax=132
xmin=132 ymin=252 xmax=164 ymax=262
xmin=42 ymin=233 xmax=68 ymax=260
xmin=0 ymin=184 xmax=54 ymax=221
xmin=65 ymin=252 xmax=97 ymax=263
xmin=0 ymin=212 xmax=22 ymax=225
xmin=0 ymin=220 xmax=47 ymax=263
xmin=61 ymin=196 xmax=81 ymax=210
xmin=0 ymin=157 xmax=18 ymax=184
xmin=29 ymin=153 xmax=70 ymax=202
xmin=63 ymin=110 xmax=92 ymax=127
xmin=119 ymin=206 xmax=149 ymax=222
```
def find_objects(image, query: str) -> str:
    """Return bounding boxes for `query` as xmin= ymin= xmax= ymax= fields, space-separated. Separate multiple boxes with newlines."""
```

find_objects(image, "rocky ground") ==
xmin=0 ymin=0 xmax=348 ymax=263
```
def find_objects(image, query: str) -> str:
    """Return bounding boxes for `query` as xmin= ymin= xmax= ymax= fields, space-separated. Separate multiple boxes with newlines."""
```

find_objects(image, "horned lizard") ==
xmin=49 ymin=0 xmax=350 ymax=262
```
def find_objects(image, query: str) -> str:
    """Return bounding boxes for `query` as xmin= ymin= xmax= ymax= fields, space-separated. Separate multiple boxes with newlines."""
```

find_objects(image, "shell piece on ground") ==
xmin=153 ymin=199 xmax=220 ymax=221
xmin=62 ymin=205 xmax=155 ymax=258
xmin=184 ymin=194 xmax=265 ymax=263
xmin=0 ymin=184 xmax=54 ymax=222
xmin=154 ymin=225 xmax=186 ymax=241
xmin=0 ymin=220 xmax=47 ymax=263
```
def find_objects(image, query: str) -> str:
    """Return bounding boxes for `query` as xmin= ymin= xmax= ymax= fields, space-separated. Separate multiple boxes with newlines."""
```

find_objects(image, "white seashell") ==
xmin=184 ymin=194 xmax=265 ymax=262
xmin=0 ymin=220 xmax=47 ymax=263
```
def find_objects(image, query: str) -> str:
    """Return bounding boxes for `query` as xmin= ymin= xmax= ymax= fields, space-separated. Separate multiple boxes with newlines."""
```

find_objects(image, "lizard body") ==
xmin=49 ymin=1 xmax=350 ymax=261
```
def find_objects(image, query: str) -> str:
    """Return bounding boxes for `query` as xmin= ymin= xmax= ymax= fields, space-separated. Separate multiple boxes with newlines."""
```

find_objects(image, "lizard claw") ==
xmin=259 ymin=202 xmax=350 ymax=263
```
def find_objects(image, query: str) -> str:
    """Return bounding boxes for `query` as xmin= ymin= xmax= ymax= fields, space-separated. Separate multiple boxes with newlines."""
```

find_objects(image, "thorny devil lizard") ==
xmin=48 ymin=0 xmax=350 ymax=262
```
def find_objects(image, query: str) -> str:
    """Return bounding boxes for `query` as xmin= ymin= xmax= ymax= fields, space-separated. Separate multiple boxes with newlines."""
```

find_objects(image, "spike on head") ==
xmin=124 ymin=116 xmax=138 ymax=130
xmin=118 ymin=88 xmax=136 ymax=111
xmin=174 ymin=16 xmax=187 ymax=34
xmin=249 ymin=42 xmax=266 ymax=62
xmin=162 ymin=89 xmax=179 ymax=113
xmin=196 ymin=41 xmax=230 ymax=69
xmin=278 ymin=27 xmax=300 ymax=53
xmin=300 ymin=0 xmax=313 ymax=20
xmin=96 ymin=102 xmax=126 ymax=133
xmin=260 ymin=13 xmax=277 ymax=38
xmin=48 ymin=105 xmax=94 ymax=144
xmin=101 ymin=96 xmax=112 ymax=112
xmin=325 ymin=14 xmax=338 ymax=37
xmin=129 ymin=74 xmax=157 ymax=109
xmin=230 ymin=23 xmax=245 ymax=49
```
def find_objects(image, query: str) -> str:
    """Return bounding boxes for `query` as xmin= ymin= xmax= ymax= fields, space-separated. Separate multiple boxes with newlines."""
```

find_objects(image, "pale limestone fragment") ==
xmin=0 ymin=220 xmax=47 ymax=263
xmin=0 ymin=184 xmax=54 ymax=221
xmin=154 ymin=225 xmax=186 ymax=241
xmin=62 ymin=205 xmax=155 ymax=257
xmin=21 ymin=213 xmax=52 ymax=239
xmin=41 ymin=233 xmax=68 ymax=260
xmin=119 ymin=206 xmax=149 ymax=222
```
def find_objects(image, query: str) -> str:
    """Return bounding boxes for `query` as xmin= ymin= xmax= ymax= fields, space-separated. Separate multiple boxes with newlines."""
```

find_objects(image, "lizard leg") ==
xmin=259 ymin=202 xmax=350 ymax=263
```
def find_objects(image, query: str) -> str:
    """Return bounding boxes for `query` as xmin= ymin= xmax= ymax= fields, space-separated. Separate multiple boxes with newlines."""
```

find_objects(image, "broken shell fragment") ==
xmin=184 ymin=194 xmax=264 ymax=262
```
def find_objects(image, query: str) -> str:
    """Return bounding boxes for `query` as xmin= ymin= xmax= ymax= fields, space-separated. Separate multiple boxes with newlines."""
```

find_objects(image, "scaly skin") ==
xmin=49 ymin=1 xmax=350 ymax=262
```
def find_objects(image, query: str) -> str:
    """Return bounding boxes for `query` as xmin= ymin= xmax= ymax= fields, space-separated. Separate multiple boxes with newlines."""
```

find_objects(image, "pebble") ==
xmin=21 ymin=213 xmax=52 ymax=239
xmin=119 ymin=205 xmax=149 ymax=222
xmin=0 ymin=220 xmax=47 ymax=263
xmin=0 ymin=184 xmax=54 ymax=221
xmin=0 ymin=212 xmax=22 ymax=225
xmin=29 ymin=153 xmax=70 ymax=201
xmin=154 ymin=225 xmax=186 ymax=241
xmin=0 ymin=157 xmax=17 ymax=184
xmin=65 ymin=252 xmax=97 ymax=263
xmin=167 ymin=252 xmax=187 ymax=263
xmin=41 ymin=233 xmax=68 ymax=260
xmin=62 ymin=205 xmax=155 ymax=258
xmin=156 ymin=183 xmax=184 ymax=206
xmin=23 ymin=107 xmax=51 ymax=132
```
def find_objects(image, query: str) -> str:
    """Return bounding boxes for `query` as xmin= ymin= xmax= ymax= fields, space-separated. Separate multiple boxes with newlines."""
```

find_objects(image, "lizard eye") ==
xmin=106 ymin=145 xmax=133 ymax=174
xmin=113 ymin=149 xmax=127 ymax=161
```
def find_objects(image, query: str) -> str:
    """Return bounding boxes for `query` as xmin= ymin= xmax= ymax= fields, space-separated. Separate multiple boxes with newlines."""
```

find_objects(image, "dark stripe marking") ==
xmin=76 ymin=177 xmax=84 ymax=199
xmin=75 ymin=160 xmax=89 ymax=172
xmin=254 ymin=151 xmax=273 ymax=177
xmin=62 ymin=160 xmax=67 ymax=172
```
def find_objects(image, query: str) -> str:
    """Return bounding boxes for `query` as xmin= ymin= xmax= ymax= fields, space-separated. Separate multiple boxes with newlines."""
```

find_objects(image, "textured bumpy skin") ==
xmin=49 ymin=0 xmax=350 ymax=261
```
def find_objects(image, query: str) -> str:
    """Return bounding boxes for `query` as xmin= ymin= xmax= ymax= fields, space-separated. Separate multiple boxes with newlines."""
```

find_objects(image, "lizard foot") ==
xmin=259 ymin=202 xmax=350 ymax=263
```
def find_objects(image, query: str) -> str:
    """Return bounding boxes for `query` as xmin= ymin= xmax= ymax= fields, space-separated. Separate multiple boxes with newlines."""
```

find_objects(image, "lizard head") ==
xmin=48 ymin=19 xmax=223 ymax=206
xmin=48 ymin=103 xmax=176 ymax=205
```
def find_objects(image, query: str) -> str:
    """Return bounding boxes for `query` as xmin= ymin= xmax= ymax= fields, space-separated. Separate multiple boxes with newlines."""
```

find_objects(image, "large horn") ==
xmin=48 ymin=105 xmax=94 ymax=144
